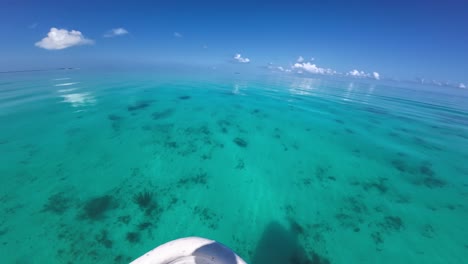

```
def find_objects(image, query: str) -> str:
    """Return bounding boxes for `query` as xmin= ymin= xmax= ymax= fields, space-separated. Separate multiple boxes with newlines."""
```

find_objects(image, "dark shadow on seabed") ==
xmin=192 ymin=220 xmax=330 ymax=264
xmin=252 ymin=221 xmax=330 ymax=264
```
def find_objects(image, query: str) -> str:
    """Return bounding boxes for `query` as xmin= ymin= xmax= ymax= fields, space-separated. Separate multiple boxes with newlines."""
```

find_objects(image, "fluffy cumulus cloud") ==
xmin=277 ymin=66 xmax=291 ymax=72
xmin=292 ymin=62 xmax=335 ymax=75
xmin=347 ymin=69 xmax=368 ymax=77
xmin=271 ymin=57 xmax=381 ymax=79
xmin=459 ymin=83 xmax=466 ymax=89
xmin=373 ymin=72 xmax=380 ymax=80
xmin=347 ymin=69 xmax=380 ymax=80
xmin=174 ymin=32 xmax=183 ymax=38
xmin=35 ymin=28 xmax=93 ymax=50
xmin=233 ymin=54 xmax=250 ymax=63
xmin=104 ymin=28 xmax=129 ymax=37
xmin=347 ymin=69 xmax=366 ymax=77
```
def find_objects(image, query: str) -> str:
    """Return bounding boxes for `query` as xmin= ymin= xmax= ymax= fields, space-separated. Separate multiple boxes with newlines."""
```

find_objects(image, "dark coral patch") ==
xmin=133 ymin=191 xmax=153 ymax=209
xmin=362 ymin=177 xmax=388 ymax=194
xmin=107 ymin=114 xmax=122 ymax=121
xmin=379 ymin=216 xmax=404 ymax=231
xmin=81 ymin=195 xmax=117 ymax=221
xmin=423 ymin=176 xmax=446 ymax=188
xmin=152 ymin=109 xmax=174 ymax=120
xmin=420 ymin=164 xmax=435 ymax=177
xmin=133 ymin=190 xmax=157 ymax=215
xmin=178 ymin=172 xmax=208 ymax=186
xmin=193 ymin=206 xmax=220 ymax=230
xmin=233 ymin=137 xmax=248 ymax=148
xmin=289 ymin=220 xmax=305 ymax=235
xmin=43 ymin=192 xmax=72 ymax=214
xmin=418 ymin=162 xmax=445 ymax=188
xmin=126 ymin=232 xmax=140 ymax=244
xmin=165 ymin=141 xmax=178 ymax=148
xmin=0 ymin=227 xmax=9 ymax=237
xmin=371 ymin=231 xmax=384 ymax=245
xmin=334 ymin=119 xmax=345 ymax=124
xmin=178 ymin=95 xmax=191 ymax=100
xmin=114 ymin=255 xmax=132 ymax=263
xmin=137 ymin=222 xmax=153 ymax=231
xmin=118 ymin=215 xmax=131 ymax=225
xmin=251 ymin=109 xmax=260 ymax=114
xmin=391 ymin=159 xmax=407 ymax=172
xmin=95 ymin=230 xmax=113 ymax=248
xmin=127 ymin=100 xmax=153 ymax=112
xmin=236 ymin=159 xmax=245 ymax=169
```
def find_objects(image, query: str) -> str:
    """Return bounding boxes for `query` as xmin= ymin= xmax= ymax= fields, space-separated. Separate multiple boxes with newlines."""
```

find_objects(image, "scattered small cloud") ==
xmin=277 ymin=66 xmax=291 ymax=73
xmin=347 ymin=69 xmax=368 ymax=78
xmin=273 ymin=57 xmax=382 ymax=80
xmin=104 ymin=28 xmax=129 ymax=38
xmin=233 ymin=54 xmax=250 ymax=63
xmin=373 ymin=72 xmax=380 ymax=80
xmin=35 ymin=27 xmax=93 ymax=50
xmin=420 ymin=79 xmax=466 ymax=89
xmin=174 ymin=32 xmax=183 ymax=38
xmin=28 ymin=23 xmax=38 ymax=29
xmin=292 ymin=62 xmax=335 ymax=75
xmin=347 ymin=69 xmax=380 ymax=80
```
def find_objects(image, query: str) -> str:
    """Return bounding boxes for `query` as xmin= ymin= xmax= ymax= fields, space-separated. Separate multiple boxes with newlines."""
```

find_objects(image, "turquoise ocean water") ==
xmin=0 ymin=69 xmax=467 ymax=263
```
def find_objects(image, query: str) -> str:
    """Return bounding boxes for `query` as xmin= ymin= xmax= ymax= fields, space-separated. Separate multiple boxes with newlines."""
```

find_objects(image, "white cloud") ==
xmin=292 ymin=62 xmax=335 ymax=75
xmin=104 ymin=28 xmax=129 ymax=37
xmin=35 ymin=27 xmax=93 ymax=50
xmin=347 ymin=69 xmax=368 ymax=77
xmin=275 ymin=66 xmax=291 ymax=73
xmin=234 ymin=54 xmax=250 ymax=63
xmin=346 ymin=69 xmax=380 ymax=80
xmin=297 ymin=56 xmax=304 ymax=63
xmin=174 ymin=32 xmax=183 ymax=38
xmin=459 ymin=83 xmax=466 ymax=89
xmin=373 ymin=72 xmax=380 ymax=80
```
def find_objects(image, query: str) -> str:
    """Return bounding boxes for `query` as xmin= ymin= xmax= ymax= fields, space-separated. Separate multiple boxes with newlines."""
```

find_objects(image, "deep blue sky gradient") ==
xmin=1 ymin=0 xmax=467 ymax=83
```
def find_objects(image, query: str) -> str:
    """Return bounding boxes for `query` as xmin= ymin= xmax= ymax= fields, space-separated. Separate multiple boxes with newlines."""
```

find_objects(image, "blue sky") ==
xmin=1 ymin=0 xmax=467 ymax=85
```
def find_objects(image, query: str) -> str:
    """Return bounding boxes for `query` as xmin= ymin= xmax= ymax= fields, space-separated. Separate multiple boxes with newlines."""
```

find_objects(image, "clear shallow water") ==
xmin=0 ymin=69 xmax=467 ymax=263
